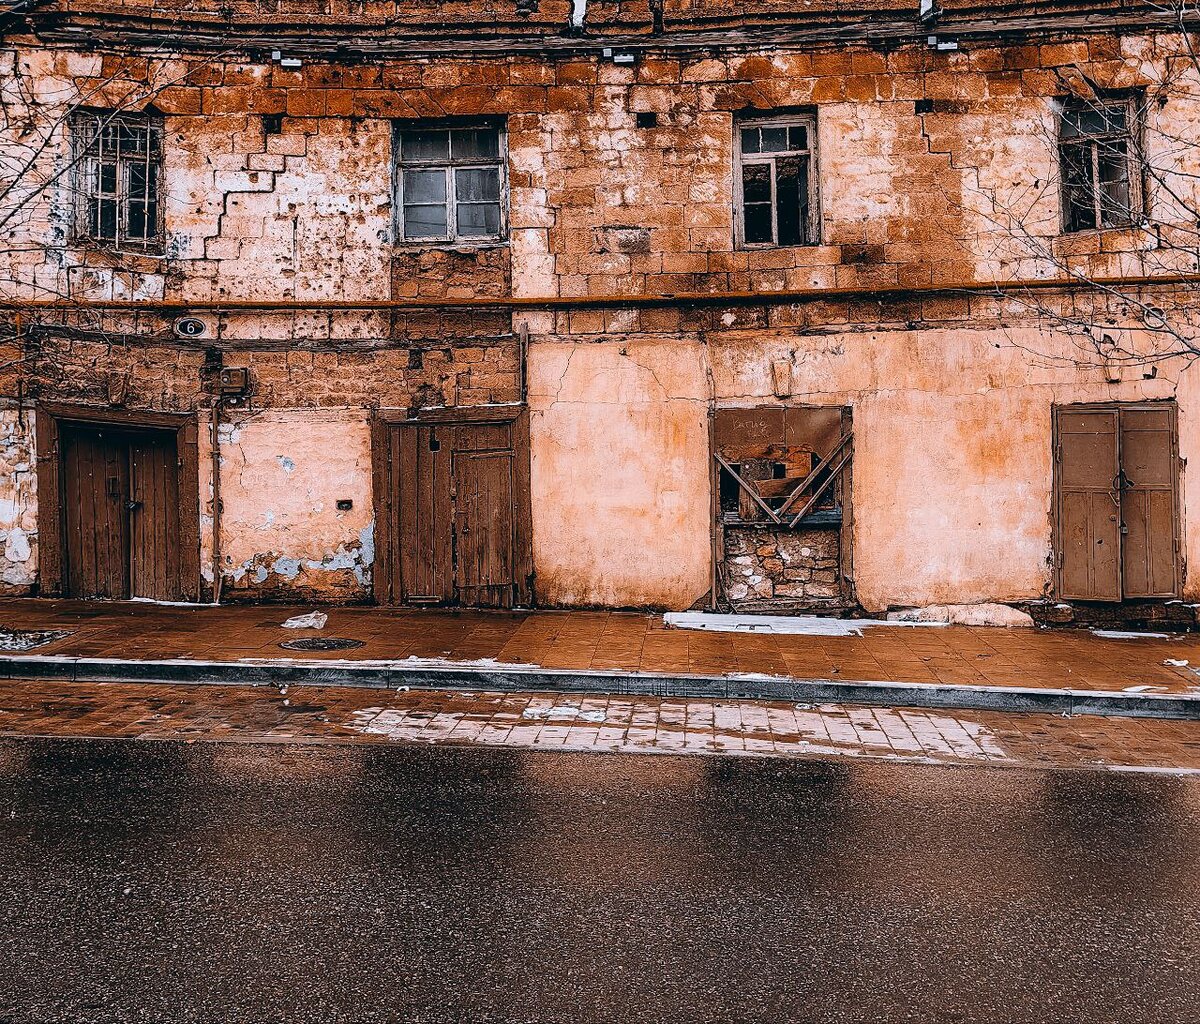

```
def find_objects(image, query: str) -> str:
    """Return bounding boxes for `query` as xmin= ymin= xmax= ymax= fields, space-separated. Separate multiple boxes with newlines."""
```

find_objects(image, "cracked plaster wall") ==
xmin=530 ymin=322 xmax=1196 ymax=612
xmin=212 ymin=409 xmax=375 ymax=601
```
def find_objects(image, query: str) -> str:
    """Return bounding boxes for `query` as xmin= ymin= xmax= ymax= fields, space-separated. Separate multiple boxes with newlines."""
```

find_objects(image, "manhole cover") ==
xmin=0 ymin=628 xmax=72 ymax=652
xmin=279 ymin=637 xmax=363 ymax=652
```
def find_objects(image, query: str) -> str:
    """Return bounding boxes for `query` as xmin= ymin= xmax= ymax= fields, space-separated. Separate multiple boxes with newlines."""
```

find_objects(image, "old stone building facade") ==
xmin=1 ymin=0 xmax=1198 ymax=620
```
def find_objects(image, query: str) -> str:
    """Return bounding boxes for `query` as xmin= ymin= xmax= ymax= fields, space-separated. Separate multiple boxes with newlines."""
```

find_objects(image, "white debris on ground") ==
xmin=663 ymin=612 xmax=947 ymax=637
xmin=1123 ymin=684 xmax=1168 ymax=693
xmin=520 ymin=705 xmax=608 ymax=723
xmin=282 ymin=611 xmax=328 ymax=629
xmin=886 ymin=603 xmax=1034 ymax=628
xmin=1165 ymin=659 xmax=1190 ymax=667
xmin=1092 ymin=629 xmax=1175 ymax=640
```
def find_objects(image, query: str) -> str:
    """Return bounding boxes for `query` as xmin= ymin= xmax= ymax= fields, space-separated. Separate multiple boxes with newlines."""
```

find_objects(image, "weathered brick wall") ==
xmin=3 ymin=16 xmax=1200 ymax=608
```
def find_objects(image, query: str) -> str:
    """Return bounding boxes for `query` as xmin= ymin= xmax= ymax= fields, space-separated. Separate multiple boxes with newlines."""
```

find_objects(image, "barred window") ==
xmin=736 ymin=115 xmax=820 ymax=248
xmin=395 ymin=123 xmax=506 ymax=243
xmin=71 ymin=111 xmax=162 ymax=248
xmin=1059 ymin=97 xmax=1141 ymax=233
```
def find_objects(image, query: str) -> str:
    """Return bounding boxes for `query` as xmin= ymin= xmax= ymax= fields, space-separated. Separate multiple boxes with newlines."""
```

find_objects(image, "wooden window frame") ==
xmin=70 ymin=110 xmax=164 ymax=253
xmin=392 ymin=120 xmax=509 ymax=246
xmin=734 ymin=113 xmax=821 ymax=250
xmin=1057 ymin=94 xmax=1145 ymax=235
xmin=34 ymin=403 xmax=200 ymax=600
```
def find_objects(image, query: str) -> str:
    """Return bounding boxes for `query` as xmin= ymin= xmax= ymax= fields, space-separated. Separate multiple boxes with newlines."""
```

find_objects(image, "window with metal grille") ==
xmin=394 ymin=123 xmax=506 ymax=243
xmin=736 ymin=115 xmax=820 ymax=248
xmin=71 ymin=111 xmax=162 ymax=248
xmin=1059 ymin=96 xmax=1141 ymax=233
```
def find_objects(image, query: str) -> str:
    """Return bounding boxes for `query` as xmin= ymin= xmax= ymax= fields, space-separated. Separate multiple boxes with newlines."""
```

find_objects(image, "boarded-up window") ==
xmin=714 ymin=406 xmax=850 ymax=528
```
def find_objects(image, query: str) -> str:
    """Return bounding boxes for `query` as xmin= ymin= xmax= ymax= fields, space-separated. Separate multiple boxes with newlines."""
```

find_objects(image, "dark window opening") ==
xmin=71 ymin=111 xmax=162 ymax=248
xmin=737 ymin=115 xmax=818 ymax=248
xmin=1059 ymin=97 xmax=1140 ymax=233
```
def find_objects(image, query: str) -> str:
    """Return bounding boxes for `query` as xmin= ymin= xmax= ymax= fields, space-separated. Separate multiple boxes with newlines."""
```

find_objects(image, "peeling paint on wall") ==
xmin=0 ymin=410 xmax=38 ymax=593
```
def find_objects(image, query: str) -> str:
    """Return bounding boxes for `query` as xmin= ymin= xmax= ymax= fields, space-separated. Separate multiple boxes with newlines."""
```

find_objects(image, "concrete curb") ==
xmin=2 ymin=653 xmax=1199 ymax=720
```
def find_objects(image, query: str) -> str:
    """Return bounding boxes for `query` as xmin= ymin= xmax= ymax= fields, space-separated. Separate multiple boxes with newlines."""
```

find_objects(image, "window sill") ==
xmin=391 ymin=239 xmax=510 ymax=252
xmin=1052 ymin=223 xmax=1152 ymax=256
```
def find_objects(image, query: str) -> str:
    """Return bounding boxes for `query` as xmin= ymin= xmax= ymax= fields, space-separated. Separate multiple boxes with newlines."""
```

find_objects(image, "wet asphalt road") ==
xmin=0 ymin=738 xmax=1198 ymax=1024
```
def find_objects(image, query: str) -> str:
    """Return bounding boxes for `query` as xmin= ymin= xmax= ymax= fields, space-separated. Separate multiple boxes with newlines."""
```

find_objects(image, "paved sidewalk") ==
xmin=1 ymin=677 xmax=1199 ymax=775
xmin=3 ymin=599 xmax=1200 ymax=717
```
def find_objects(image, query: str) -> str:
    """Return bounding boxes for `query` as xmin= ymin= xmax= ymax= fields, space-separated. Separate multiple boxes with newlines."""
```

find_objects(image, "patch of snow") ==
xmin=1165 ymin=659 xmax=1190 ymax=667
xmin=1123 ymin=684 xmax=1167 ymax=693
xmin=128 ymin=597 xmax=217 ymax=608
xmin=887 ymin=603 xmax=1034 ymax=628
xmin=663 ymin=611 xmax=948 ymax=637
xmin=282 ymin=611 xmax=328 ymax=629
xmin=1092 ymin=629 xmax=1175 ymax=640
xmin=521 ymin=705 xmax=607 ymax=723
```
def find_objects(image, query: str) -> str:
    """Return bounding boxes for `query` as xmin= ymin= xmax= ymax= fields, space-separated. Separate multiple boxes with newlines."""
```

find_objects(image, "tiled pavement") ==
xmin=2 ymin=678 xmax=1199 ymax=774
xmin=2 ymin=598 xmax=1200 ymax=694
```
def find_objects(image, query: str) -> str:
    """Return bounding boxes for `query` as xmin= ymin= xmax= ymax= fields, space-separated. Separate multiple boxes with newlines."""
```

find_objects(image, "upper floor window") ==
xmin=1059 ymin=96 xmax=1141 ymax=233
xmin=71 ymin=110 xmax=161 ymax=249
xmin=395 ymin=122 xmax=506 ymax=243
xmin=736 ymin=114 xmax=819 ymax=248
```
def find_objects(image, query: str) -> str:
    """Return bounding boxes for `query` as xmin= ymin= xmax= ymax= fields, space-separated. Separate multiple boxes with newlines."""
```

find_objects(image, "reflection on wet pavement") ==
xmin=1 ymin=737 xmax=1198 ymax=1022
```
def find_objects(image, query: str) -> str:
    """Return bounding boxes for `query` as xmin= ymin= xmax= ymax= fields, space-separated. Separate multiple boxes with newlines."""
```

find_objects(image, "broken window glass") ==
xmin=1058 ymin=97 xmax=1139 ymax=233
xmin=72 ymin=111 xmax=161 ymax=247
xmin=397 ymin=123 xmax=505 ymax=242
xmin=737 ymin=115 xmax=817 ymax=248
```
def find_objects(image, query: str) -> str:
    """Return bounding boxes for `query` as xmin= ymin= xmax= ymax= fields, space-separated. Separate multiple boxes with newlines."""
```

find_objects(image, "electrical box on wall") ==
xmin=219 ymin=367 xmax=252 ymax=401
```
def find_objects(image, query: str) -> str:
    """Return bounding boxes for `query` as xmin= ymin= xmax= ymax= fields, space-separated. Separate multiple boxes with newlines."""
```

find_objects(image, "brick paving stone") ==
xmin=3 ymin=599 xmax=1200 ymax=699
xmin=3 ymin=637 xmax=1200 ymax=771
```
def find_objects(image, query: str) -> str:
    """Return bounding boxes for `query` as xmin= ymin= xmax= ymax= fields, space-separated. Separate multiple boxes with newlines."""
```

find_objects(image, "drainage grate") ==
xmin=0 ymin=628 xmax=72 ymax=652
xmin=279 ymin=637 xmax=364 ymax=652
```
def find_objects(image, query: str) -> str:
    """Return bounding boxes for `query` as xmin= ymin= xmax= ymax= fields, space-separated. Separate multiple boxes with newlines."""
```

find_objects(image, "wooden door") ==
xmin=378 ymin=415 xmax=530 ymax=608
xmin=1118 ymin=406 xmax=1179 ymax=598
xmin=128 ymin=431 xmax=181 ymax=602
xmin=1054 ymin=404 xmax=1180 ymax=602
xmin=62 ymin=426 xmax=131 ymax=600
xmin=395 ymin=422 xmax=455 ymax=604
xmin=61 ymin=425 xmax=181 ymax=601
xmin=453 ymin=449 xmax=515 ymax=605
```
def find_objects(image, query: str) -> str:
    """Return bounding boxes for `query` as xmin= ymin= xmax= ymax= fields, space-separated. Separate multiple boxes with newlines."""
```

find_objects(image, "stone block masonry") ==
xmin=2 ymin=3 xmax=1200 ymax=615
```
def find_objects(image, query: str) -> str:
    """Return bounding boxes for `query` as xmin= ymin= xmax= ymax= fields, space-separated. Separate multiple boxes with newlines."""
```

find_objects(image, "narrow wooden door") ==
xmin=128 ymin=431 xmax=181 ymax=601
xmin=1118 ymin=406 xmax=1179 ymax=598
xmin=1056 ymin=408 xmax=1122 ymax=601
xmin=453 ymin=449 xmax=516 ymax=606
xmin=62 ymin=426 xmax=130 ymax=599
xmin=381 ymin=416 xmax=529 ymax=608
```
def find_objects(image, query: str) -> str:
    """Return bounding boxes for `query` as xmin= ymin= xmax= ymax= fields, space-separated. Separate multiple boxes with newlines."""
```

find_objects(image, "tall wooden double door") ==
xmin=59 ymin=424 xmax=183 ymax=601
xmin=374 ymin=413 xmax=532 ymax=608
xmin=1054 ymin=403 xmax=1181 ymax=602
